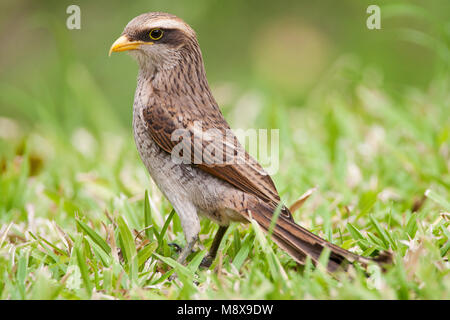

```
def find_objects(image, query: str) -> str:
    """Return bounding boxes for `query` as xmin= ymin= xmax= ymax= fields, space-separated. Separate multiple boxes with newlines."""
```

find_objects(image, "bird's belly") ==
xmin=133 ymin=111 xmax=195 ymax=198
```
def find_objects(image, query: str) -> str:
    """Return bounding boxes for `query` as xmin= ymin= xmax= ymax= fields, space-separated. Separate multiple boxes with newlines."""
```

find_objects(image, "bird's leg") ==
xmin=169 ymin=229 xmax=198 ymax=281
xmin=173 ymin=202 xmax=200 ymax=265
xmin=200 ymin=225 xmax=228 ymax=268
xmin=176 ymin=234 xmax=198 ymax=264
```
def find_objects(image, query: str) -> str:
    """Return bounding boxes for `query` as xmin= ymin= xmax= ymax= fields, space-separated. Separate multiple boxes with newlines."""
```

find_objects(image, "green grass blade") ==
xmin=85 ymin=237 xmax=112 ymax=267
xmin=187 ymin=249 xmax=207 ymax=273
xmin=405 ymin=213 xmax=419 ymax=238
xmin=76 ymin=219 xmax=111 ymax=254
xmin=137 ymin=241 xmax=158 ymax=268
xmin=75 ymin=245 xmax=92 ymax=297
xmin=144 ymin=190 xmax=153 ymax=240
xmin=356 ymin=191 xmax=378 ymax=220
xmin=346 ymin=223 xmax=369 ymax=251
xmin=232 ymin=234 xmax=254 ymax=270
xmin=153 ymin=253 xmax=192 ymax=280
xmin=158 ymin=209 xmax=175 ymax=247
xmin=369 ymin=215 xmax=390 ymax=249
xmin=116 ymin=216 xmax=138 ymax=283
xmin=425 ymin=189 xmax=450 ymax=211
xmin=16 ymin=253 xmax=28 ymax=299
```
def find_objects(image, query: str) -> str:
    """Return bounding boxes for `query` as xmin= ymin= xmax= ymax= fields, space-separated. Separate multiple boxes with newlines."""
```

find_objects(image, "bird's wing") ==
xmin=140 ymin=95 xmax=292 ymax=219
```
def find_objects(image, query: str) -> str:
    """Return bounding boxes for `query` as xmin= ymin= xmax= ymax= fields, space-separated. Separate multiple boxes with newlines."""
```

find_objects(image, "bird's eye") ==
xmin=149 ymin=29 xmax=163 ymax=40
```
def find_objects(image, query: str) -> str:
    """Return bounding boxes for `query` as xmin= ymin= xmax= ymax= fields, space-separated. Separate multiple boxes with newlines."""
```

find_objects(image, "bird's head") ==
xmin=109 ymin=12 xmax=200 ymax=73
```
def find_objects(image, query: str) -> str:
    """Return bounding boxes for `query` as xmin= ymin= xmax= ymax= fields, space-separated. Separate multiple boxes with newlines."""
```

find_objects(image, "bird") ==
xmin=109 ymin=12 xmax=391 ymax=272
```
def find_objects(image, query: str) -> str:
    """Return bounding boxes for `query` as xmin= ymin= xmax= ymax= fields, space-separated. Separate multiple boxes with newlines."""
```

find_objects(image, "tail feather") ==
xmin=245 ymin=200 xmax=391 ymax=272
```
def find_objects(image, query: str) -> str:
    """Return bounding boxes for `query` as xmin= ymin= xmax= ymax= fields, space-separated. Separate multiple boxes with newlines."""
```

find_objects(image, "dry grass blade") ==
xmin=53 ymin=222 xmax=73 ymax=252
xmin=288 ymin=187 xmax=317 ymax=213
xmin=0 ymin=223 xmax=13 ymax=247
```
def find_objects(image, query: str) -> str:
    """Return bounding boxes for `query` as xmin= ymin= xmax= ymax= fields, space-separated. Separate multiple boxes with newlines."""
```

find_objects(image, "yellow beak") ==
xmin=109 ymin=35 xmax=151 ymax=56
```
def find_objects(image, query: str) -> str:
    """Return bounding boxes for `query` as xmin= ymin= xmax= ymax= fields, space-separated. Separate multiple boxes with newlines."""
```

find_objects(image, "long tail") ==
xmin=245 ymin=200 xmax=392 ymax=272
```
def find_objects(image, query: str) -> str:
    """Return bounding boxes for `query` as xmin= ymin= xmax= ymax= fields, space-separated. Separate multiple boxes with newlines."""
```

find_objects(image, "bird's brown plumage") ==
xmin=137 ymin=23 xmax=293 ymax=220
xmin=141 ymin=88 xmax=293 ymax=220
xmin=110 ymin=12 xmax=391 ymax=272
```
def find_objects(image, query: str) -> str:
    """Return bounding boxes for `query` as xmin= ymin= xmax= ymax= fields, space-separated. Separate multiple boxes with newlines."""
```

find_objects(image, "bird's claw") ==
xmin=200 ymin=255 xmax=213 ymax=268
xmin=168 ymin=242 xmax=182 ymax=253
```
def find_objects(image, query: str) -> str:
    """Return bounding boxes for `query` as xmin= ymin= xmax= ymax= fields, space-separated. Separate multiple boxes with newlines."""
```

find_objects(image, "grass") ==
xmin=0 ymin=3 xmax=449 ymax=300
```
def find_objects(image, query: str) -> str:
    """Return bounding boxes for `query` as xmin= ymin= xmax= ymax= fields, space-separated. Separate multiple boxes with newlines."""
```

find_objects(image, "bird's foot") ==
xmin=168 ymin=242 xmax=182 ymax=254
xmin=166 ymin=236 xmax=199 ymax=281
xmin=200 ymin=255 xmax=214 ymax=268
